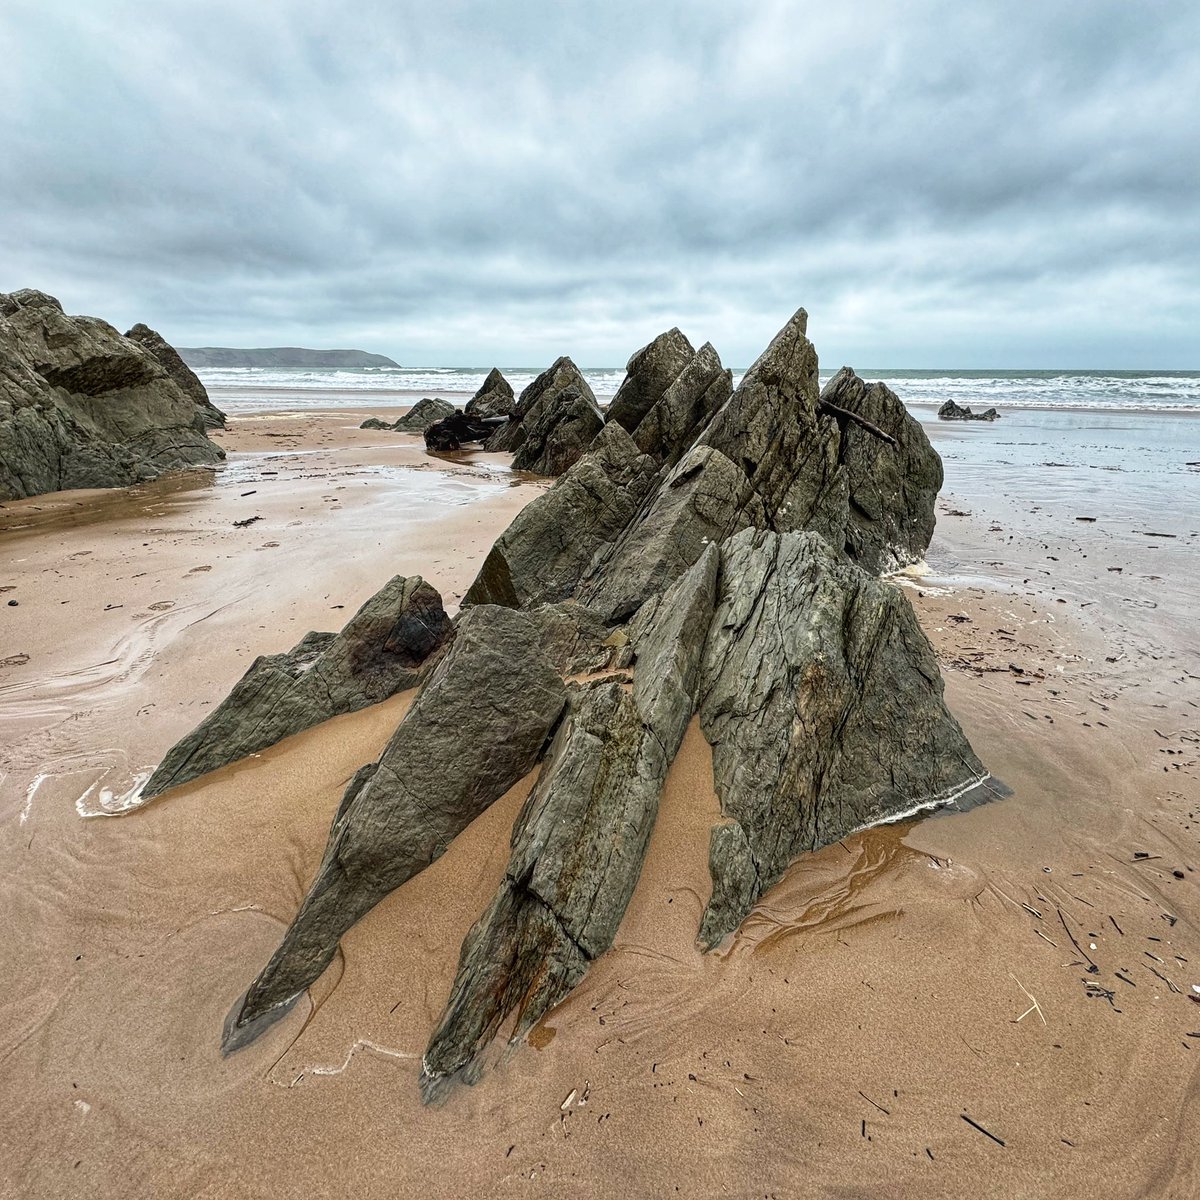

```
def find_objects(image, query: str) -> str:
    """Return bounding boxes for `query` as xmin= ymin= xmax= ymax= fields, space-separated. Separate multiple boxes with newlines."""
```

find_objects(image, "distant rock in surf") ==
xmin=938 ymin=399 xmax=1000 ymax=421
xmin=0 ymin=289 xmax=224 ymax=501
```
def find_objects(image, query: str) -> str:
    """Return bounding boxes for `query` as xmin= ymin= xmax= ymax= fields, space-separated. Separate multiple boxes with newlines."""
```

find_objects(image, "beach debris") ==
xmin=143 ymin=575 xmax=452 ymax=803
xmin=937 ymin=400 xmax=1000 ymax=421
xmin=1011 ymin=973 xmax=1047 ymax=1024
xmin=960 ymin=1114 xmax=1006 ymax=1146
xmin=0 ymin=289 xmax=224 ymax=501
xmin=423 ymin=410 xmax=506 ymax=451
xmin=232 ymin=515 xmax=262 ymax=527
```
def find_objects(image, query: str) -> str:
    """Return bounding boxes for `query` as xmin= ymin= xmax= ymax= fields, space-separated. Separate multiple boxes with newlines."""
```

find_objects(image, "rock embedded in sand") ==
xmin=938 ymin=399 xmax=1000 ymax=421
xmin=124 ymin=322 xmax=226 ymax=430
xmin=142 ymin=575 xmax=451 ymax=801
xmin=695 ymin=528 xmax=988 ymax=946
xmin=464 ymin=367 xmax=516 ymax=419
xmin=0 ymin=289 xmax=224 ymax=500
xmin=223 ymin=604 xmax=568 ymax=1047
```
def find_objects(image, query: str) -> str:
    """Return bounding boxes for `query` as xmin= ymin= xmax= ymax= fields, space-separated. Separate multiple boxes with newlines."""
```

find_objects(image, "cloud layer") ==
xmin=2 ymin=1 xmax=1197 ymax=366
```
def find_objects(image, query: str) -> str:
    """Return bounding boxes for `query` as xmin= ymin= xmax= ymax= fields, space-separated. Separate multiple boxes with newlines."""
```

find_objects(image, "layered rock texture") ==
xmin=0 ymin=290 xmax=225 ymax=500
xmin=210 ymin=306 xmax=991 ymax=1096
xmin=125 ymin=323 xmax=226 ymax=429
xmin=143 ymin=576 xmax=451 ymax=801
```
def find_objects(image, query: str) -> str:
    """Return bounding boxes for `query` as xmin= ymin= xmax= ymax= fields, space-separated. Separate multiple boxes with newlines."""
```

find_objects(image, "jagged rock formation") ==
xmin=938 ymin=399 xmax=1000 ymax=421
xmin=223 ymin=605 xmax=567 ymax=1048
xmin=485 ymin=357 xmax=597 ymax=457
xmin=0 ymin=290 xmax=224 ymax=500
xmin=143 ymin=576 xmax=451 ymax=801
xmin=361 ymin=397 xmax=455 ymax=433
xmin=125 ymin=323 xmax=226 ymax=429
xmin=219 ymin=305 xmax=992 ymax=1098
xmin=464 ymin=368 xmax=516 ymax=418
xmin=424 ymin=411 xmax=506 ymax=452
xmin=605 ymin=327 xmax=695 ymax=434
xmin=696 ymin=528 xmax=985 ymax=946
xmin=510 ymin=384 xmax=604 ymax=476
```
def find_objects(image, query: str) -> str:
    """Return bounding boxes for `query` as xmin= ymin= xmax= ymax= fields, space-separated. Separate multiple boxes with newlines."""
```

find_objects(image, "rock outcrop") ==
xmin=485 ymin=357 xmax=597 ymax=456
xmin=604 ymin=327 xmax=695 ymax=435
xmin=223 ymin=605 xmax=568 ymax=1048
xmin=938 ymin=399 xmax=1000 ymax=421
xmin=220 ymin=305 xmax=993 ymax=1098
xmin=361 ymin=397 xmax=455 ymax=433
xmin=424 ymin=411 xmax=506 ymax=452
xmin=509 ymin=384 xmax=605 ymax=476
xmin=464 ymin=368 xmax=516 ymax=419
xmin=0 ymin=289 xmax=224 ymax=501
xmin=142 ymin=576 xmax=451 ymax=801
xmin=696 ymin=528 xmax=986 ymax=946
xmin=125 ymin=323 xmax=226 ymax=429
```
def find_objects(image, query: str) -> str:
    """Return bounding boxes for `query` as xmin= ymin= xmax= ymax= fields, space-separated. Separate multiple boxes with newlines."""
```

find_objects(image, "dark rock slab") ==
xmin=938 ymin=399 xmax=1000 ymax=421
xmin=223 ymin=605 xmax=568 ymax=1049
xmin=142 ymin=575 xmax=451 ymax=801
xmin=821 ymin=367 xmax=943 ymax=574
xmin=464 ymin=368 xmax=516 ymax=419
xmin=604 ymin=327 xmax=694 ymax=435
xmin=485 ymin=357 xmax=596 ymax=454
xmin=464 ymin=421 xmax=658 ymax=609
xmin=424 ymin=411 xmax=506 ymax=451
xmin=126 ymin=322 xmax=226 ymax=430
xmin=421 ymin=552 xmax=717 ymax=1093
xmin=0 ymin=289 xmax=224 ymax=500
xmin=510 ymin=385 xmax=604 ymax=477
xmin=696 ymin=528 xmax=988 ymax=947
xmin=631 ymin=341 xmax=732 ymax=465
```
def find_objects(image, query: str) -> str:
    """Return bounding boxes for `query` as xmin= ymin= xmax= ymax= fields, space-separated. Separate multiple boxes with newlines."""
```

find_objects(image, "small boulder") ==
xmin=393 ymin=397 xmax=456 ymax=432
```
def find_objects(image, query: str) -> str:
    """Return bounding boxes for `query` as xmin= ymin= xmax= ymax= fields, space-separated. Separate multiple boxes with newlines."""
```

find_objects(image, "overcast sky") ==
xmin=1 ymin=1 xmax=1197 ymax=367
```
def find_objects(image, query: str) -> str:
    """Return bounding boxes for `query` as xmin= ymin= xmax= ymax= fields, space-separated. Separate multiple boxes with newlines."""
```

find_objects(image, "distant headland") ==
xmin=177 ymin=346 xmax=400 ymax=369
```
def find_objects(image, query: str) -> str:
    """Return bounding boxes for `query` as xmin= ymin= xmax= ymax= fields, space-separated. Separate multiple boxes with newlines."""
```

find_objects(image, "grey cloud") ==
xmin=1 ymin=0 xmax=1197 ymax=366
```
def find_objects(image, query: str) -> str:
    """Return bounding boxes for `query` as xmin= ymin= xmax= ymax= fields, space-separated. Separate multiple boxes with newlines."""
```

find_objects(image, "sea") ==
xmin=197 ymin=367 xmax=1200 ymax=415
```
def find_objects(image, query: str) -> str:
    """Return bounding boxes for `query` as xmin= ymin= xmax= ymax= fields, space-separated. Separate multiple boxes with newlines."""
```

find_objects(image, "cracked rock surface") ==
xmin=143 ymin=575 xmax=452 ymax=801
xmin=464 ymin=367 xmax=515 ymax=418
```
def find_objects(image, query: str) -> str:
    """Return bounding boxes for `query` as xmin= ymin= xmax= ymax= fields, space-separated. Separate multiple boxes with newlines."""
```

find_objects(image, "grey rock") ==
xmin=360 ymin=397 xmax=456 ymax=433
xmin=223 ymin=605 xmax=568 ymax=1048
xmin=464 ymin=421 xmax=658 ymax=609
xmin=421 ymin=555 xmax=716 ymax=1093
xmin=631 ymin=341 xmax=733 ymax=465
xmin=464 ymin=368 xmax=516 ymax=419
xmin=0 ymin=289 xmax=224 ymax=501
xmin=510 ymin=385 xmax=604 ymax=477
xmin=485 ymin=357 xmax=597 ymax=454
xmin=577 ymin=443 xmax=764 ymax=623
xmin=142 ymin=575 xmax=451 ymax=801
xmin=605 ymin=327 xmax=694 ymax=434
xmin=821 ymin=367 xmax=943 ymax=574
xmin=696 ymin=528 xmax=987 ymax=947
xmin=938 ymin=399 xmax=1000 ymax=421
xmin=125 ymin=323 xmax=227 ymax=430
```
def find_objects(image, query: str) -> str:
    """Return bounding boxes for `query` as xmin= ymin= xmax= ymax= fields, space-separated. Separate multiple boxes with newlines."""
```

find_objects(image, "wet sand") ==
xmin=1 ymin=408 xmax=1198 ymax=1198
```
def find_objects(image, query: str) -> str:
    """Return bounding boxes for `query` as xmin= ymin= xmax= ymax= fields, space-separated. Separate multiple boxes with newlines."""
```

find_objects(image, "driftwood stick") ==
xmin=818 ymin=400 xmax=899 ymax=447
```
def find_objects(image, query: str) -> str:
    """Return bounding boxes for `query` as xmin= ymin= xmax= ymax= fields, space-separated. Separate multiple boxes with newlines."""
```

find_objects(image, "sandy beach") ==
xmin=1 ymin=404 xmax=1198 ymax=1199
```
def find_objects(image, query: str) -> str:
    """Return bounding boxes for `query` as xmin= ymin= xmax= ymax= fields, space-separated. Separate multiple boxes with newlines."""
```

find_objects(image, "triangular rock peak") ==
xmin=192 ymin=305 xmax=994 ymax=1097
